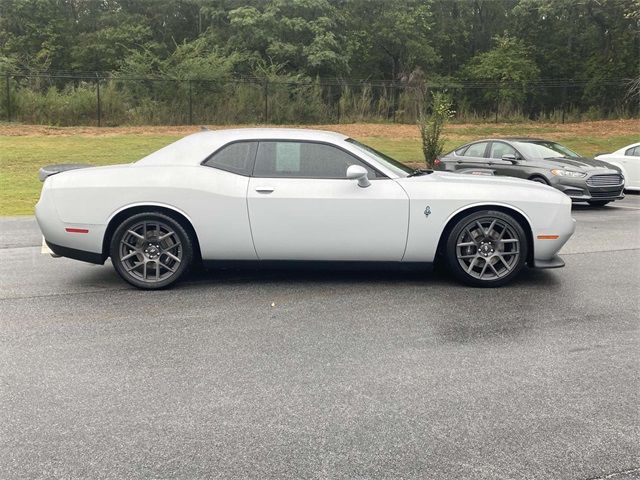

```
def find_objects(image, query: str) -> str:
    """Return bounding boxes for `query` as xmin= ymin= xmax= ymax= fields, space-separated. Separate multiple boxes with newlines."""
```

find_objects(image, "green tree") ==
xmin=462 ymin=35 xmax=540 ymax=113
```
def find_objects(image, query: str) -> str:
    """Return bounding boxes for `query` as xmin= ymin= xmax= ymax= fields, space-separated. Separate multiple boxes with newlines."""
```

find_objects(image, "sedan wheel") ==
xmin=110 ymin=212 xmax=193 ymax=289
xmin=446 ymin=210 xmax=528 ymax=287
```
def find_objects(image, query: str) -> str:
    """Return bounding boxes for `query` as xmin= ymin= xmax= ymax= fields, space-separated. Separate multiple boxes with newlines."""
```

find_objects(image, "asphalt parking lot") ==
xmin=1 ymin=196 xmax=639 ymax=479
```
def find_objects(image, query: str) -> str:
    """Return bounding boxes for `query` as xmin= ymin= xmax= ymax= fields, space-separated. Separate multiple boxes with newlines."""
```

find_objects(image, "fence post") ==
xmin=5 ymin=73 xmax=10 ymax=122
xmin=188 ymin=80 xmax=193 ymax=125
xmin=392 ymin=83 xmax=397 ymax=123
xmin=96 ymin=74 xmax=102 ymax=127
xmin=263 ymin=79 xmax=269 ymax=123
xmin=336 ymin=83 xmax=341 ymax=124
xmin=561 ymin=83 xmax=567 ymax=124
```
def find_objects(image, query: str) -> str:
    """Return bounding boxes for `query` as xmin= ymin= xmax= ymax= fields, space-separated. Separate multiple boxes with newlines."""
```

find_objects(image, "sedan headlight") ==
xmin=550 ymin=169 xmax=586 ymax=178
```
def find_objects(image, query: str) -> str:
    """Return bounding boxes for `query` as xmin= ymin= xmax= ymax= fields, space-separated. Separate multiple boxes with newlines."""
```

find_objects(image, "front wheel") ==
xmin=445 ymin=210 xmax=528 ymax=287
xmin=587 ymin=200 xmax=610 ymax=207
xmin=110 ymin=212 xmax=193 ymax=289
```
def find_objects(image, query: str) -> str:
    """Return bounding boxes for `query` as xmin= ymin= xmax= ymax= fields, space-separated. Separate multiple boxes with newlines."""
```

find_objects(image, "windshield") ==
xmin=346 ymin=138 xmax=414 ymax=176
xmin=512 ymin=141 xmax=581 ymax=159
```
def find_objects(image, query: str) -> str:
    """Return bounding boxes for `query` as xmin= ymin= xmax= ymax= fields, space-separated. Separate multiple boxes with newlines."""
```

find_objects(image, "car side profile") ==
xmin=595 ymin=142 xmax=640 ymax=192
xmin=36 ymin=129 xmax=575 ymax=289
xmin=435 ymin=138 xmax=625 ymax=206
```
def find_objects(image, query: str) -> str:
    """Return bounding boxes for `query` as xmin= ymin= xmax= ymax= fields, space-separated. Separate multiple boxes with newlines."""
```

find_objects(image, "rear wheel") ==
xmin=110 ymin=212 xmax=193 ymax=289
xmin=446 ymin=210 xmax=528 ymax=287
xmin=587 ymin=200 xmax=610 ymax=207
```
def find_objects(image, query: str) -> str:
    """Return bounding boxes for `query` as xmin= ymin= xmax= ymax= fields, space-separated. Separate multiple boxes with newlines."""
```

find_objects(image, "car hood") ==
xmin=529 ymin=156 xmax=619 ymax=172
xmin=400 ymin=171 xmax=555 ymax=190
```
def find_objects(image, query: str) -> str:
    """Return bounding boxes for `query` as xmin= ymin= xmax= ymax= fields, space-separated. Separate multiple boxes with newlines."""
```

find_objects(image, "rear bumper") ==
xmin=46 ymin=241 xmax=106 ymax=265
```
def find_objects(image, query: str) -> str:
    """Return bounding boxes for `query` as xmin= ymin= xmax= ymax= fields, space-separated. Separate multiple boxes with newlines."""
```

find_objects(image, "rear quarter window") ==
xmin=203 ymin=141 xmax=258 ymax=176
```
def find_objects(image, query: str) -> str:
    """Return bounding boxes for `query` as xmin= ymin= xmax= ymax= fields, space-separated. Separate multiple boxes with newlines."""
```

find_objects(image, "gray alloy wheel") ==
xmin=110 ymin=212 xmax=193 ymax=289
xmin=446 ymin=210 xmax=528 ymax=287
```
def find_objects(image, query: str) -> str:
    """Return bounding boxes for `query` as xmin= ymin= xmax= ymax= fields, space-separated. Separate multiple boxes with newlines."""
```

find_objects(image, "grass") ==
xmin=1 ymin=121 xmax=638 ymax=215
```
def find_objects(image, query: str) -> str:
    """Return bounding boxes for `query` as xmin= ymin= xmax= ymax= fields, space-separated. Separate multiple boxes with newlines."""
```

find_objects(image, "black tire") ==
xmin=587 ymin=200 xmax=610 ymax=207
xmin=445 ymin=210 xmax=528 ymax=287
xmin=529 ymin=176 xmax=549 ymax=185
xmin=110 ymin=212 xmax=193 ymax=289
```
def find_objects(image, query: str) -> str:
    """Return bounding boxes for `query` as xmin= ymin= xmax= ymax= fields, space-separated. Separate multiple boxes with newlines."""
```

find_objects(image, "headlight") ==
xmin=550 ymin=169 xmax=586 ymax=178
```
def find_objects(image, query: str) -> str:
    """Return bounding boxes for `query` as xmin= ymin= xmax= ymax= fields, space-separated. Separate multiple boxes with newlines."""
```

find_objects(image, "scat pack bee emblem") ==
xmin=424 ymin=206 xmax=431 ymax=218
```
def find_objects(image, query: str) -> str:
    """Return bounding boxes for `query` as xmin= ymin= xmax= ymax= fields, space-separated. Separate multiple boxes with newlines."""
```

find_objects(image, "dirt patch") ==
xmin=0 ymin=120 xmax=637 ymax=139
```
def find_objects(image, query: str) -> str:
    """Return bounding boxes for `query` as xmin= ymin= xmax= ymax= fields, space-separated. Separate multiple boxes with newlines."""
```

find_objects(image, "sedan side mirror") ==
xmin=346 ymin=165 xmax=371 ymax=188
xmin=502 ymin=153 xmax=518 ymax=164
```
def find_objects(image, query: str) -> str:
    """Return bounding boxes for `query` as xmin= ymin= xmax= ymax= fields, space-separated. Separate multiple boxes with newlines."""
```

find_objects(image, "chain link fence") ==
xmin=1 ymin=72 xmax=637 ymax=126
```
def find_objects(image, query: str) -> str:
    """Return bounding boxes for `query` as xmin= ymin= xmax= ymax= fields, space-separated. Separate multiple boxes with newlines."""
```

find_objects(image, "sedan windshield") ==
xmin=346 ymin=138 xmax=414 ymax=176
xmin=513 ymin=141 xmax=581 ymax=159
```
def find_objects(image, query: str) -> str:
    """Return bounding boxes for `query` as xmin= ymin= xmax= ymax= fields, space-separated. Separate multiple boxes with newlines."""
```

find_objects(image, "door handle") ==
xmin=255 ymin=186 xmax=275 ymax=194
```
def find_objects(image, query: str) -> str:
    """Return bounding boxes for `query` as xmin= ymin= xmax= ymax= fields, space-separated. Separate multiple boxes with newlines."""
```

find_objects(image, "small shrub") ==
xmin=418 ymin=92 xmax=454 ymax=168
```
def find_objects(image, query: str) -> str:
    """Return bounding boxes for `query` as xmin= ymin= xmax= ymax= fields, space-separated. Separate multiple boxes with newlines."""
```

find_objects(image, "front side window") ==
xmin=465 ymin=142 xmax=489 ymax=158
xmin=203 ymin=141 xmax=258 ymax=176
xmin=490 ymin=142 xmax=517 ymax=159
xmin=253 ymin=141 xmax=380 ymax=178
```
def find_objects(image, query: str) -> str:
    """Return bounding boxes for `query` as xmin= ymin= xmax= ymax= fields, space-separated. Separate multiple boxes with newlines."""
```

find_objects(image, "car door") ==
xmin=454 ymin=141 xmax=491 ymax=172
xmin=247 ymin=140 xmax=409 ymax=261
xmin=487 ymin=141 xmax=527 ymax=179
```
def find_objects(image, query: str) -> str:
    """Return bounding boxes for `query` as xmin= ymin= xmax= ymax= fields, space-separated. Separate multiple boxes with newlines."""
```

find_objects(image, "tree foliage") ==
xmin=0 ymin=0 xmax=638 ymax=122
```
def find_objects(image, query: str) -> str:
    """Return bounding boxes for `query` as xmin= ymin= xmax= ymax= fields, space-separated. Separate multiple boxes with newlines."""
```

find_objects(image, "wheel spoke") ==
xmin=466 ymin=257 xmax=478 ymax=273
xmin=159 ymin=231 xmax=175 ymax=241
xmin=499 ymin=238 xmax=518 ymax=244
xmin=160 ymin=260 xmax=177 ymax=272
xmin=457 ymin=241 xmax=476 ymax=248
xmin=164 ymin=251 xmax=181 ymax=263
xmin=127 ymin=229 xmax=144 ymax=240
xmin=479 ymin=259 xmax=489 ymax=278
xmin=125 ymin=261 xmax=143 ymax=272
xmin=164 ymin=242 xmax=181 ymax=252
xmin=486 ymin=219 xmax=497 ymax=238
xmin=497 ymin=254 xmax=511 ymax=271
xmin=121 ymin=250 xmax=140 ymax=261
xmin=488 ymin=261 xmax=500 ymax=276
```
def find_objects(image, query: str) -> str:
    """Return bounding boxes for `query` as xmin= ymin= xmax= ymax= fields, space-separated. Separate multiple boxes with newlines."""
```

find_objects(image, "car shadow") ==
xmin=65 ymin=258 xmax=562 ymax=293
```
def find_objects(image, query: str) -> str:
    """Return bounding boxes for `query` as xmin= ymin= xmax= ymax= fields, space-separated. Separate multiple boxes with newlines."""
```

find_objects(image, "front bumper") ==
xmin=533 ymin=255 xmax=565 ymax=268
xmin=550 ymin=173 xmax=625 ymax=202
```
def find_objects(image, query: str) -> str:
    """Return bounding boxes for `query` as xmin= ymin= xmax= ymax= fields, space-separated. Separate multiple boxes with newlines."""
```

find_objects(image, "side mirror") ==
xmin=346 ymin=165 xmax=371 ymax=188
xmin=502 ymin=153 xmax=518 ymax=164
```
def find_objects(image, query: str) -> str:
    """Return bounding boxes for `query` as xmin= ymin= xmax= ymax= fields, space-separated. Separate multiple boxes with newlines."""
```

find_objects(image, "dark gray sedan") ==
xmin=435 ymin=138 xmax=625 ymax=206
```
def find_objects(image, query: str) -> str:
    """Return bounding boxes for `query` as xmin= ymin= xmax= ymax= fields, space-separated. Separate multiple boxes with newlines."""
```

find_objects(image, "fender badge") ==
xmin=424 ymin=206 xmax=431 ymax=218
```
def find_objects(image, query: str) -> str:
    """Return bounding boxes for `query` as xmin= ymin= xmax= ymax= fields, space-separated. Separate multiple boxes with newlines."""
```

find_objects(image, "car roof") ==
xmin=196 ymin=127 xmax=349 ymax=142
xmin=137 ymin=128 xmax=349 ymax=166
